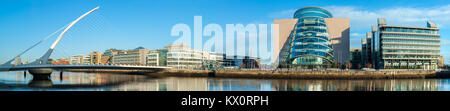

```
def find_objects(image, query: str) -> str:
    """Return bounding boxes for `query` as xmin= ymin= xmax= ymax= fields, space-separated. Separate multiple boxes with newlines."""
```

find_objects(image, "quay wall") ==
xmin=63 ymin=69 xmax=450 ymax=79
xmin=157 ymin=70 xmax=450 ymax=79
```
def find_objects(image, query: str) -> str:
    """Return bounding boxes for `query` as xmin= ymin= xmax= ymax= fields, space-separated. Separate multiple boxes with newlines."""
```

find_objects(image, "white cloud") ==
xmin=350 ymin=33 xmax=364 ymax=37
xmin=268 ymin=5 xmax=450 ymax=52
xmin=324 ymin=5 xmax=450 ymax=30
xmin=350 ymin=38 xmax=362 ymax=48
xmin=268 ymin=9 xmax=296 ymax=19
xmin=350 ymin=33 xmax=364 ymax=48
xmin=442 ymin=39 xmax=450 ymax=46
xmin=270 ymin=5 xmax=450 ymax=29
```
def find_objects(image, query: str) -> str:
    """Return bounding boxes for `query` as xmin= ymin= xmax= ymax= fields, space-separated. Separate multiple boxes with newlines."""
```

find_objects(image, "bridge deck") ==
xmin=0 ymin=65 xmax=172 ymax=71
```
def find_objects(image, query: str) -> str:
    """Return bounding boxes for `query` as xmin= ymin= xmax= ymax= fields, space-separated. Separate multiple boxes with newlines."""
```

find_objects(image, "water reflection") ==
xmin=269 ymin=79 xmax=439 ymax=91
xmin=109 ymin=77 xmax=446 ymax=91
xmin=0 ymin=71 xmax=449 ymax=91
xmin=0 ymin=71 xmax=145 ymax=91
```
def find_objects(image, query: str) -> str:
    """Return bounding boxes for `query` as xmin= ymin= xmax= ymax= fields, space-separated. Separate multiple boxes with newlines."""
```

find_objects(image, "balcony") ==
xmin=381 ymin=31 xmax=440 ymax=36
xmin=382 ymin=52 xmax=440 ymax=56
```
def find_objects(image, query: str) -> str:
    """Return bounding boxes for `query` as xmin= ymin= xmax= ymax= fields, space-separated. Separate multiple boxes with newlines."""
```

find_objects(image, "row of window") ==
xmin=113 ymin=60 xmax=139 ymax=62
xmin=297 ymin=23 xmax=327 ymax=27
xmin=296 ymin=26 xmax=327 ymax=30
xmin=296 ymin=29 xmax=327 ymax=33
xmin=167 ymin=63 xmax=202 ymax=66
xmin=293 ymin=44 xmax=330 ymax=50
xmin=294 ymin=7 xmax=332 ymax=19
xmin=293 ymin=49 xmax=330 ymax=53
xmin=167 ymin=50 xmax=204 ymax=53
xmin=295 ymin=33 xmax=328 ymax=39
xmin=383 ymin=49 xmax=440 ymax=54
xmin=294 ymin=42 xmax=329 ymax=46
xmin=382 ymin=45 xmax=439 ymax=49
xmin=291 ymin=51 xmax=331 ymax=58
xmin=295 ymin=12 xmax=330 ymax=19
xmin=382 ymin=55 xmax=440 ymax=59
xmin=384 ymin=28 xmax=438 ymax=34
xmin=148 ymin=55 xmax=158 ymax=57
xmin=382 ymin=40 xmax=440 ymax=44
xmin=383 ymin=60 xmax=438 ymax=63
xmin=114 ymin=55 xmax=140 ymax=58
xmin=294 ymin=38 xmax=328 ymax=43
xmin=167 ymin=54 xmax=202 ymax=57
xmin=383 ymin=34 xmax=439 ymax=40
xmin=291 ymin=56 xmax=329 ymax=65
xmin=166 ymin=58 xmax=202 ymax=61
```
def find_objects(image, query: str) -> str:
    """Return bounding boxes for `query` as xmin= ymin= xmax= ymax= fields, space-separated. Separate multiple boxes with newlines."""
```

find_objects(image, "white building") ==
xmin=112 ymin=48 xmax=150 ymax=65
xmin=147 ymin=43 xmax=224 ymax=69
xmin=166 ymin=43 xmax=203 ymax=69
xmin=147 ymin=52 xmax=160 ymax=66
xmin=70 ymin=55 xmax=90 ymax=65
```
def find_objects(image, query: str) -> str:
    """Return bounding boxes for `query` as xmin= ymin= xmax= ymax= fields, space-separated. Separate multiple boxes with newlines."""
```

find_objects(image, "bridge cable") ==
xmin=14 ymin=24 xmax=70 ymax=59
xmin=47 ymin=12 xmax=108 ymax=63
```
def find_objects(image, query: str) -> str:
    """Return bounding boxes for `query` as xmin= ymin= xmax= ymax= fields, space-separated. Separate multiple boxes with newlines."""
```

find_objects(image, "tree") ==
xmin=331 ymin=62 xmax=341 ymax=68
xmin=345 ymin=62 xmax=352 ymax=69
xmin=366 ymin=63 xmax=372 ymax=68
xmin=47 ymin=58 xmax=54 ymax=64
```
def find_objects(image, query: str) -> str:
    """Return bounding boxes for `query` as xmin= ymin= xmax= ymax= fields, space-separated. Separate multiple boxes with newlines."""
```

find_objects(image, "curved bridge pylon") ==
xmin=0 ymin=6 xmax=100 ymax=70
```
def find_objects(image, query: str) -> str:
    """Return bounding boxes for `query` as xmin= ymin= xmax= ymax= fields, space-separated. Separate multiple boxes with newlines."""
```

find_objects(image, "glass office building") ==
xmin=366 ymin=18 xmax=441 ymax=69
xmin=278 ymin=7 xmax=335 ymax=68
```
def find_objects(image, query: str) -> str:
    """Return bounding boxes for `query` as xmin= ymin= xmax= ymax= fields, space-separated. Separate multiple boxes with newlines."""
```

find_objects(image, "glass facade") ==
xmin=380 ymin=27 xmax=440 ymax=69
xmin=350 ymin=48 xmax=362 ymax=69
xmin=384 ymin=28 xmax=438 ymax=34
xmin=367 ymin=19 xmax=441 ymax=69
xmin=280 ymin=7 xmax=334 ymax=68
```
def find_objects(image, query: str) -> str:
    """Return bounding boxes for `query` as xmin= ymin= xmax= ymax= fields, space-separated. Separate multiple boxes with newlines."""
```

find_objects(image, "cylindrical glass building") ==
xmin=289 ymin=7 xmax=334 ymax=68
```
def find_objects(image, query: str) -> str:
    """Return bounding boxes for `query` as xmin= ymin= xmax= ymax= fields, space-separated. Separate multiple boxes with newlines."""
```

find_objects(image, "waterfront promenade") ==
xmin=159 ymin=69 xmax=449 ymax=79
xmin=63 ymin=69 xmax=450 ymax=79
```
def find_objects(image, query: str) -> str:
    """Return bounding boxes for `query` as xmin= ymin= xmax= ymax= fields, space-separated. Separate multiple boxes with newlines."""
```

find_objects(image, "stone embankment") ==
xmin=64 ymin=69 xmax=450 ymax=79
xmin=157 ymin=70 xmax=450 ymax=79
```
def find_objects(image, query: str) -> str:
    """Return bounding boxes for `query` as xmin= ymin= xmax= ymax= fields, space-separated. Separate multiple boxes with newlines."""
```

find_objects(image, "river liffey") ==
xmin=0 ymin=71 xmax=449 ymax=91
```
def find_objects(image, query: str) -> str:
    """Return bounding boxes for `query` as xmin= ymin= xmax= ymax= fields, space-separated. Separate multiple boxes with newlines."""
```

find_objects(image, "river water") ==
xmin=0 ymin=71 xmax=449 ymax=91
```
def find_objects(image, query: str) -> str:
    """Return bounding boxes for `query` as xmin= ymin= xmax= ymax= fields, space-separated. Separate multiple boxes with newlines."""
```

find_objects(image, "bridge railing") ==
xmin=12 ymin=63 xmax=171 ymax=68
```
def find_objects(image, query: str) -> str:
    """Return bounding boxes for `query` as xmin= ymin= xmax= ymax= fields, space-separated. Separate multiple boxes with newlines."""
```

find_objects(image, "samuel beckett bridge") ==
xmin=0 ymin=7 xmax=171 ymax=82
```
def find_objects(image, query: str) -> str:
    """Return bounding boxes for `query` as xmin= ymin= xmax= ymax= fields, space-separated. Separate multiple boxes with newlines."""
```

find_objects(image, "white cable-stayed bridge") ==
xmin=0 ymin=6 xmax=171 ymax=80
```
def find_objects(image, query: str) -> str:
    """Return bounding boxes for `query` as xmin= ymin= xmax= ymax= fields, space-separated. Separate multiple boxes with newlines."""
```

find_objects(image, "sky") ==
xmin=0 ymin=0 xmax=449 ymax=64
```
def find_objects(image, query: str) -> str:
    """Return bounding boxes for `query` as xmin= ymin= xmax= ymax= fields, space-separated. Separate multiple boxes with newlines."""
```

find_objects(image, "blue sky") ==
xmin=0 ymin=0 xmax=449 ymax=64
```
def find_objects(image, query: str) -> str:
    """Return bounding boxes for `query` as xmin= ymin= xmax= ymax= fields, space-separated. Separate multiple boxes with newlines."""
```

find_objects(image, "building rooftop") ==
xmin=377 ymin=18 xmax=439 ymax=30
xmin=380 ymin=25 xmax=439 ymax=30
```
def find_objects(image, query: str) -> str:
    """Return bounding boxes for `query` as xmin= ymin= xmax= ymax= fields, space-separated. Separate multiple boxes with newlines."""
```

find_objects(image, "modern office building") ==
xmin=13 ymin=56 xmax=22 ymax=66
xmin=145 ymin=43 xmax=261 ymax=70
xmin=223 ymin=55 xmax=261 ymax=69
xmin=440 ymin=56 xmax=444 ymax=68
xmin=103 ymin=48 xmax=120 ymax=56
xmin=146 ymin=43 xmax=225 ymax=69
xmin=361 ymin=38 xmax=367 ymax=68
xmin=145 ymin=45 xmax=171 ymax=67
xmin=100 ymin=56 xmax=111 ymax=65
xmin=365 ymin=18 xmax=441 ymax=69
xmin=274 ymin=6 xmax=350 ymax=68
xmin=52 ymin=58 xmax=70 ymax=65
xmin=68 ymin=51 xmax=110 ymax=65
xmin=102 ymin=48 xmax=120 ymax=65
xmin=202 ymin=52 xmax=225 ymax=69
xmin=350 ymin=48 xmax=362 ymax=69
xmin=89 ymin=51 xmax=103 ymax=65
xmin=164 ymin=43 xmax=204 ymax=69
xmin=112 ymin=47 xmax=150 ymax=65
xmin=362 ymin=32 xmax=374 ymax=68
xmin=147 ymin=49 xmax=168 ymax=66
